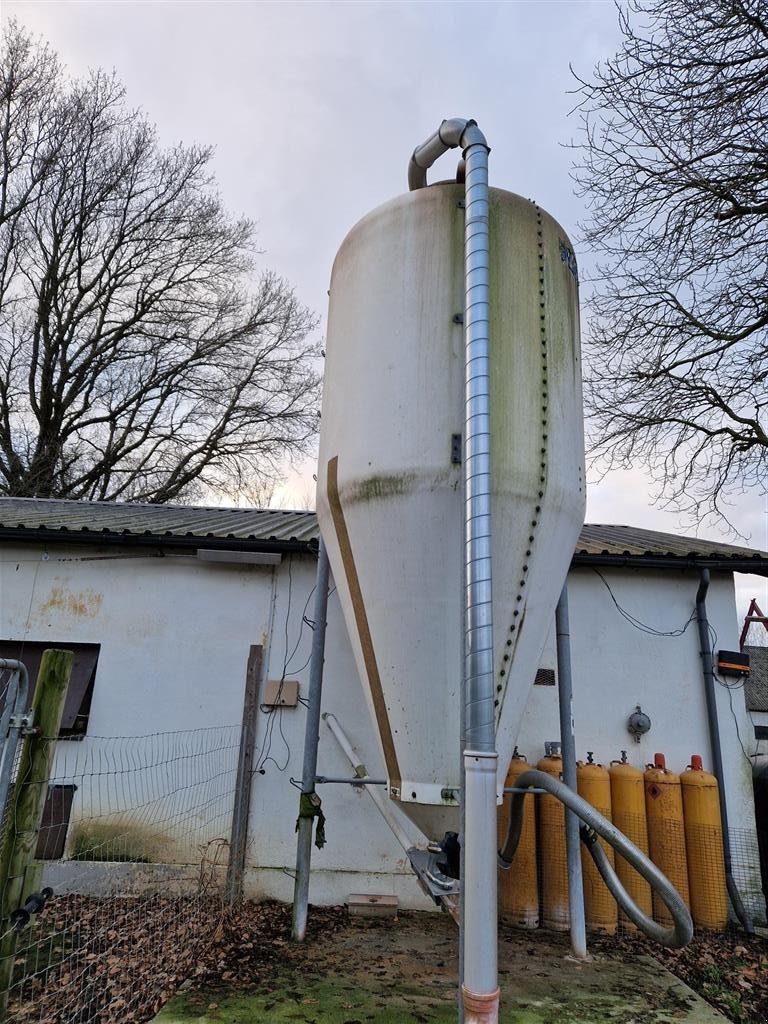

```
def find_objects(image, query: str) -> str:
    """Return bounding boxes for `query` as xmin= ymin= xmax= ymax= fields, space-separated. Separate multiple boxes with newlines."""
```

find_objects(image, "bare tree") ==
xmin=573 ymin=1 xmax=768 ymax=526
xmin=0 ymin=22 xmax=320 ymax=504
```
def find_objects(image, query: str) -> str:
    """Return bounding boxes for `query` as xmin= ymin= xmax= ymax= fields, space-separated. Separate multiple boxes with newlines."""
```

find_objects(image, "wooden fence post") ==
xmin=0 ymin=649 xmax=73 ymax=1020
xmin=225 ymin=645 xmax=263 ymax=905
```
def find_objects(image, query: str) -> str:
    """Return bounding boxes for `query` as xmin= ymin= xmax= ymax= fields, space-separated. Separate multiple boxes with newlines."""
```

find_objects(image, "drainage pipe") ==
xmin=695 ymin=569 xmax=753 ymax=933
xmin=555 ymin=587 xmax=588 ymax=959
xmin=410 ymin=114 xmax=498 ymax=1024
xmin=499 ymin=769 xmax=694 ymax=948
xmin=291 ymin=540 xmax=331 ymax=942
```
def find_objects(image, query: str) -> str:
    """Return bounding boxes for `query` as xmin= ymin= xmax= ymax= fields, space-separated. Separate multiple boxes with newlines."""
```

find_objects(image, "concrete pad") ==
xmin=154 ymin=912 xmax=729 ymax=1023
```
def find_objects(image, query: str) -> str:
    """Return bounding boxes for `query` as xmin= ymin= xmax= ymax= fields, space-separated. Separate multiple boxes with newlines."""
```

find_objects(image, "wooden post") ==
xmin=0 ymin=649 xmax=73 ymax=1020
xmin=225 ymin=645 xmax=263 ymax=905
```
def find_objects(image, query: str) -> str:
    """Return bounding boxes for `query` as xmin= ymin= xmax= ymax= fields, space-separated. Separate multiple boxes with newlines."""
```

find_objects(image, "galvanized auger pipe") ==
xmin=499 ymin=769 xmax=694 ymax=949
xmin=410 ymin=118 xmax=498 ymax=1024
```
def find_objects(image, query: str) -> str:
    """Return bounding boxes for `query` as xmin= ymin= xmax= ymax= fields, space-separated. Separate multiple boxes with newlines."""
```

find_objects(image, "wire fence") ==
xmin=1 ymin=726 xmax=240 ymax=1024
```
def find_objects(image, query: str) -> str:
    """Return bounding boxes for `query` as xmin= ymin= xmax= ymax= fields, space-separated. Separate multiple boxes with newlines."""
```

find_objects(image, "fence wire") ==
xmin=1 ymin=726 xmax=240 ymax=1024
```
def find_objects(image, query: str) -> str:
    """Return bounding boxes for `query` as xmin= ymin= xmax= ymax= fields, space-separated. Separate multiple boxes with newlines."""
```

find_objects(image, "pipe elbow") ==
xmin=696 ymin=567 xmax=711 ymax=606
xmin=408 ymin=117 xmax=488 ymax=190
xmin=438 ymin=117 xmax=470 ymax=148
xmin=459 ymin=121 xmax=488 ymax=152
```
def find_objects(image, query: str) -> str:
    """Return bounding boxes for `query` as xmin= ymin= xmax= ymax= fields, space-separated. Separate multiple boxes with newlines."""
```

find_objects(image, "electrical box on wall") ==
xmin=717 ymin=650 xmax=750 ymax=678
xmin=263 ymin=680 xmax=300 ymax=707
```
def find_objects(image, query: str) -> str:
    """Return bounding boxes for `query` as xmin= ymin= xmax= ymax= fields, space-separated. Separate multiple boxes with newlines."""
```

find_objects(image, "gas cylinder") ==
xmin=577 ymin=753 xmax=618 ymax=934
xmin=644 ymin=753 xmax=690 ymax=925
xmin=681 ymin=755 xmax=728 ymax=930
xmin=497 ymin=750 xmax=539 ymax=929
xmin=537 ymin=747 xmax=569 ymax=931
xmin=609 ymin=751 xmax=652 ymax=929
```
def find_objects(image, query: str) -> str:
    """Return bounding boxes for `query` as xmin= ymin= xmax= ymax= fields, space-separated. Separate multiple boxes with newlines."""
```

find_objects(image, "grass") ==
xmin=68 ymin=820 xmax=164 ymax=862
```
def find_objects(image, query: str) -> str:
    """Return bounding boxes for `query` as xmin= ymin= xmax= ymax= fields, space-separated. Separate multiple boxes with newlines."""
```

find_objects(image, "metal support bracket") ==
xmin=9 ymin=710 xmax=34 ymax=733
xmin=408 ymin=848 xmax=460 ymax=903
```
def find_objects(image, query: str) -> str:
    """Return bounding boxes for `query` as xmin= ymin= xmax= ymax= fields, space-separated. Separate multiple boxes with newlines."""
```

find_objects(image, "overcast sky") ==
xmin=4 ymin=0 xmax=766 ymax=609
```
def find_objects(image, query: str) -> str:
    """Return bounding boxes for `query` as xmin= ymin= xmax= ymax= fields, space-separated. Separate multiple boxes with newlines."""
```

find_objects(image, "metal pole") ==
xmin=291 ymin=540 xmax=331 ymax=942
xmin=555 ymin=585 xmax=588 ymax=959
xmin=458 ymin=581 xmax=467 ymax=1024
xmin=0 ymin=662 xmax=29 ymax=821
xmin=315 ymin=776 xmax=386 ymax=785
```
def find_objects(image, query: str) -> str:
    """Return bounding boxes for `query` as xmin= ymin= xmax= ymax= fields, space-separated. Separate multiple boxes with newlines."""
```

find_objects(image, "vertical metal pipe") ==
xmin=555 ymin=586 xmax=588 ymax=959
xmin=458 ymin=599 xmax=467 ymax=1024
xmin=695 ymin=569 xmax=753 ymax=933
xmin=461 ymin=129 xmax=499 ymax=1024
xmin=408 ymin=117 xmax=498 ymax=1022
xmin=291 ymin=539 xmax=331 ymax=942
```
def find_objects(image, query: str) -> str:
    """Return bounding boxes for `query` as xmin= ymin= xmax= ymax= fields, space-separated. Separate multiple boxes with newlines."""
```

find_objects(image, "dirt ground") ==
xmin=155 ymin=904 xmax=735 ymax=1024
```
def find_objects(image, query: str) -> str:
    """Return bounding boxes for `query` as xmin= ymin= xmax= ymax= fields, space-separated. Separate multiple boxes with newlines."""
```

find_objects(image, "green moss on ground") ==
xmin=155 ymin=974 xmax=702 ymax=1024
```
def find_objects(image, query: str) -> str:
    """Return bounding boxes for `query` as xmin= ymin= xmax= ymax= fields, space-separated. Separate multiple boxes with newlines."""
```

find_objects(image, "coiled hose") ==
xmin=499 ymin=769 xmax=693 ymax=948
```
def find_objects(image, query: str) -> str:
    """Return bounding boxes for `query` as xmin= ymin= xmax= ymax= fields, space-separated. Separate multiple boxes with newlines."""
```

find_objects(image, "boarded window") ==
xmin=35 ymin=785 xmax=77 ymax=860
xmin=0 ymin=641 xmax=99 ymax=737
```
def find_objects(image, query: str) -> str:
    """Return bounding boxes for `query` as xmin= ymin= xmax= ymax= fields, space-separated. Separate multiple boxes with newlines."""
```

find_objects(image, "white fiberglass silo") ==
xmin=317 ymin=147 xmax=585 ymax=841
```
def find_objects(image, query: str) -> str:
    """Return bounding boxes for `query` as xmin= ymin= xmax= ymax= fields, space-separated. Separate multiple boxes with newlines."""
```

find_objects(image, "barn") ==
xmin=0 ymin=496 xmax=764 ymax=916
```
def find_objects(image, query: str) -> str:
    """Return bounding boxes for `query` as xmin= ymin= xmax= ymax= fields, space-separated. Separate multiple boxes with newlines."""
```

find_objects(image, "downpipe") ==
xmin=499 ymin=768 xmax=694 ymax=948
xmin=410 ymin=117 xmax=497 ymax=1024
xmin=695 ymin=569 xmax=753 ymax=933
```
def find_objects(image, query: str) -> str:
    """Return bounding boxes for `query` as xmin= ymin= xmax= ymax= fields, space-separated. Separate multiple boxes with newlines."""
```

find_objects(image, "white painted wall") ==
xmin=519 ymin=568 xmax=756 ymax=826
xmin=0 ymin=542 xmax=761 ymax=913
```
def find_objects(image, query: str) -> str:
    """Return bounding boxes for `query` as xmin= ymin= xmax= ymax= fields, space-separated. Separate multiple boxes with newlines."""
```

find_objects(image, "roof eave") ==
xmin=0 ymin=526 xmax=318 ymax=555
xmin=1 ymin=527 xmax=765 ymax=574
xmin=572 ymin=552 xmax=768 ymax=576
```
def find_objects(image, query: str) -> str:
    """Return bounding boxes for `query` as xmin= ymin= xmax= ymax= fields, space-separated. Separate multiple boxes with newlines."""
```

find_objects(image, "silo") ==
xmin=317 ymin=177 xmax=585 ymax=840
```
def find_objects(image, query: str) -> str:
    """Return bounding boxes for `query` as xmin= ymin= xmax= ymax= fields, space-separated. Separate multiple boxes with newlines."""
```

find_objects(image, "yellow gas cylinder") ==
xmin=537 ymin=747 xmax=569 ymax=931
xmin=681 ymin=754 xmax=728 ymax=930
xmin=497 ymin=750 xmax=539 ymax=929
xmin=577 ymin=753 xmax=618 ymax=934
xmin=645 ymin=752 xmax=690 ymax=925
xmin=609 ymin=751 xmax=652 ymax=929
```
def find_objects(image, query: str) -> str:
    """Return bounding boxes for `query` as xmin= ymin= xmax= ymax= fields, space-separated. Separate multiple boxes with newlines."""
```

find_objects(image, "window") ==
xmin=0 ymin=641 xmax=100 ymax=738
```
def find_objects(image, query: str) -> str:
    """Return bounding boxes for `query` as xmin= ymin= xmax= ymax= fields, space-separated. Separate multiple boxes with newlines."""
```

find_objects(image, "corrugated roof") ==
xmin=0 ymin=497 xmax=766 ymax=568
xmin=0 ymin=497 xmax=318 ymax=550
xmin=575 ymin=523 xmax=768 ymax=563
